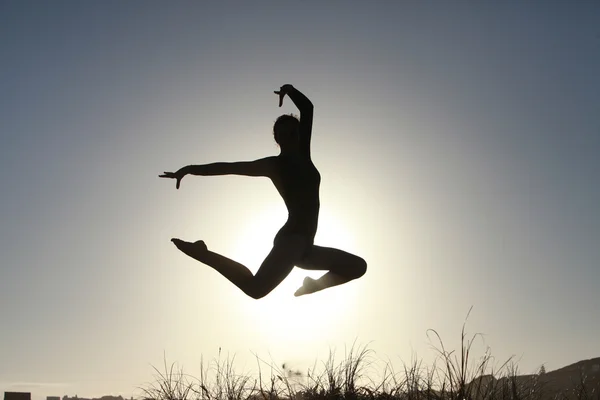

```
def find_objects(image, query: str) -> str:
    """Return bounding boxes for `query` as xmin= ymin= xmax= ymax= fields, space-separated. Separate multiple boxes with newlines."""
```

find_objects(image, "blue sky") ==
xmin=1 ymin=1 xmax=599 ymax=399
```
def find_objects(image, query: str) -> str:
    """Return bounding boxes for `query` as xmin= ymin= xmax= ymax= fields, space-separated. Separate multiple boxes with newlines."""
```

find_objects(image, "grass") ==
xmin=140 ymin=310 xmax=598 ymax=400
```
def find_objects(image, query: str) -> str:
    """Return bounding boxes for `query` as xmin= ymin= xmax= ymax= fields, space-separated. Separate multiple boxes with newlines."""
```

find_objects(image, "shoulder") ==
xmin=255 ymin=156 xmax=279 ymax=176
xmin=230 ymin=156 xmax=278 ymax=177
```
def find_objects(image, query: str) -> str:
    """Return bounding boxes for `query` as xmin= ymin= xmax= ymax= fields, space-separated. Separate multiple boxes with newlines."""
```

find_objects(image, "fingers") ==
xmin=274 ymin=90 xmax=284 ymax=107
xmin=159 ymin=172 xmax=181 ymax=189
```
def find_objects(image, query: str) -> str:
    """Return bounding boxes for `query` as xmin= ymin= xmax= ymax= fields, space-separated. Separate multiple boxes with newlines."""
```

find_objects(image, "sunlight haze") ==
xmin=1 ymin=2 xmax=599 ymax=400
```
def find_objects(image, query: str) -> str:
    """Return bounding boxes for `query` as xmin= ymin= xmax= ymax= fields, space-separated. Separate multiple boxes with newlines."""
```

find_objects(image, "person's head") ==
xmin=273 ymin=114 xmax=300 ymax=149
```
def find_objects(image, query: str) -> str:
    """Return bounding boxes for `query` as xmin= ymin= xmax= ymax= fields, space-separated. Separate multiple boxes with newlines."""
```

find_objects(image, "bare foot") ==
xmin=294 ymin=276 xmax=320 ymax=297
xmin=171 ymin=238 xmax=208 ymax=262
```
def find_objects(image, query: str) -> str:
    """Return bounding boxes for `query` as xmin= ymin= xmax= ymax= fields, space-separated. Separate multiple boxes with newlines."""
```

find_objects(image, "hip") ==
xmin=274 ymin=222 xmax=315 ymax=248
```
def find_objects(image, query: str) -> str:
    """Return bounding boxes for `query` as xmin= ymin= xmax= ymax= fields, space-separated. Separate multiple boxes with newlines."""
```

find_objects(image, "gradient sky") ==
xmin=1 ymin=1 xmax=599 ymax=399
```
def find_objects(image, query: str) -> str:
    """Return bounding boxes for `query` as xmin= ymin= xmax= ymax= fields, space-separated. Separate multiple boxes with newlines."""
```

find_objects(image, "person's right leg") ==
xmin=294 ymin=245 xmax=367 ymax=296
xmin=171 ymin=235 xmax=307 ymax=299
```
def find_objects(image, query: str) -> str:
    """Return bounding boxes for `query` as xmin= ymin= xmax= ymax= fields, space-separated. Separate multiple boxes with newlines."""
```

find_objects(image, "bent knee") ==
xmin=245 ymin=283 xmax=274 ymax=300
xmin=352 ymin=257 xmax=367 ymax=279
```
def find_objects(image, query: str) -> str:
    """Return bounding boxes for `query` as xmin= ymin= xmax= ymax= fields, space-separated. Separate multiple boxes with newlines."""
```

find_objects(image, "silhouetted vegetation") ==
xmin=140 ymin=313 xmax=599 ymax=400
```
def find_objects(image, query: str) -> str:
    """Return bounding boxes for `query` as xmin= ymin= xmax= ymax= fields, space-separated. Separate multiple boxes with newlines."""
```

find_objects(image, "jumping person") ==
xmin=159 ymin=84 xmax=366 ymax=299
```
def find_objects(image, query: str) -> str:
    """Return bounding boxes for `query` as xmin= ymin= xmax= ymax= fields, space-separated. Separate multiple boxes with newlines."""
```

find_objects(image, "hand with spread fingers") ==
xmin=159 ymin=168 xmax=187 ymax=189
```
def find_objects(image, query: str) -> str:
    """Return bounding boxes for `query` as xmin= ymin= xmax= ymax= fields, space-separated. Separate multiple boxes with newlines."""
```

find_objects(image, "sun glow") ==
xmin=229 ymin=205 xmax=361 ymax=343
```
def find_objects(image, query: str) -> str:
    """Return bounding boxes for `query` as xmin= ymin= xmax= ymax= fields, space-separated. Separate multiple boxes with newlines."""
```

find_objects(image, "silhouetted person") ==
xmin=160 ymin=84 xmax=366 ymax=299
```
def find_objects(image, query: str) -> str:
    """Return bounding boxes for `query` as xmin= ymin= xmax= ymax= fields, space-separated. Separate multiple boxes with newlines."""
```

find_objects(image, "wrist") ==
xmin=281 ymin=84 xmax=294 ymax=93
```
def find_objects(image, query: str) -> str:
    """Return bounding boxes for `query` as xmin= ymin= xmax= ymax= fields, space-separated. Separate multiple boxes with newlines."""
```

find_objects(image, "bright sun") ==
xmin=229 ymin=204 xmax=361 ymax=343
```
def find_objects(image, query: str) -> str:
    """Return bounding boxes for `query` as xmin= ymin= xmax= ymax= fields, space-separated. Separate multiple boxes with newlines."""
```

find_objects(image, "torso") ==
xmin=270 ymin=154 xmax=321 ymax=242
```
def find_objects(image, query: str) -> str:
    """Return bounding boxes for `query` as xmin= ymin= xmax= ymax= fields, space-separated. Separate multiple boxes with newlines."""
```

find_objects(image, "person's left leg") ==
xmin=294 ymin=245 xmax=367 ymax=296
xmin=171 ymin=235 xmax=307 ymax=299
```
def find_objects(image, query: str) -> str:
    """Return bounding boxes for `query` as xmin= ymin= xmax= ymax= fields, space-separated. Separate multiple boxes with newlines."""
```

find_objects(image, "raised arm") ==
xmin=276 ymin=84 xmax=314 ymax=156
xmin=160 ymin=157 xmax=275 ymax=189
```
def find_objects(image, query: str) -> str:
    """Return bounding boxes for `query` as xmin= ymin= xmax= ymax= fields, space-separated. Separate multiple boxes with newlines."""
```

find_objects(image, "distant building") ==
xmin=4 ymin=393 xmax=31 ymax=400
xmin=48 ymin=397 xmax=61 ymax=400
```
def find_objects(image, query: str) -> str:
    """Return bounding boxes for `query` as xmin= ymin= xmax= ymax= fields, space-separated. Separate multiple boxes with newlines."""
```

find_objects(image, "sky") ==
xmin=1 ymin=1 xmax=599 ymax=399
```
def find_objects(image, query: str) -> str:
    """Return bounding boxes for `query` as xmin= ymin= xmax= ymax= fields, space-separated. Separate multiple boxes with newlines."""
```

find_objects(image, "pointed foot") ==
xmin=171 ymin=238 xmax=208 ymax=261
xmin=294 ymin=276 xmax=320 ymax=297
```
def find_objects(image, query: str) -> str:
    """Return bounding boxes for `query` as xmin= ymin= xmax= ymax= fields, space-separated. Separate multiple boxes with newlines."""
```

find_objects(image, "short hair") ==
xmin=273 ymin=114 xmax=300 ymax=144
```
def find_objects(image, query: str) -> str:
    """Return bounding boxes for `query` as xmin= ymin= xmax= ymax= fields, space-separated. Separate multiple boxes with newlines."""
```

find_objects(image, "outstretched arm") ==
xmin=275 ymin=84 xmax=314 ymax=156
xmin=159 ymin=156 xmax=275 ymax=189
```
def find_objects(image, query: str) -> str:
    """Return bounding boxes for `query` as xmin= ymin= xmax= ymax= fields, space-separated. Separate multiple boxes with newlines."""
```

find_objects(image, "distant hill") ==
xmin=540 ymin=357 xmax=600 ymax=398
xmin=467 ymin=357 xmax=600 ymax=400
